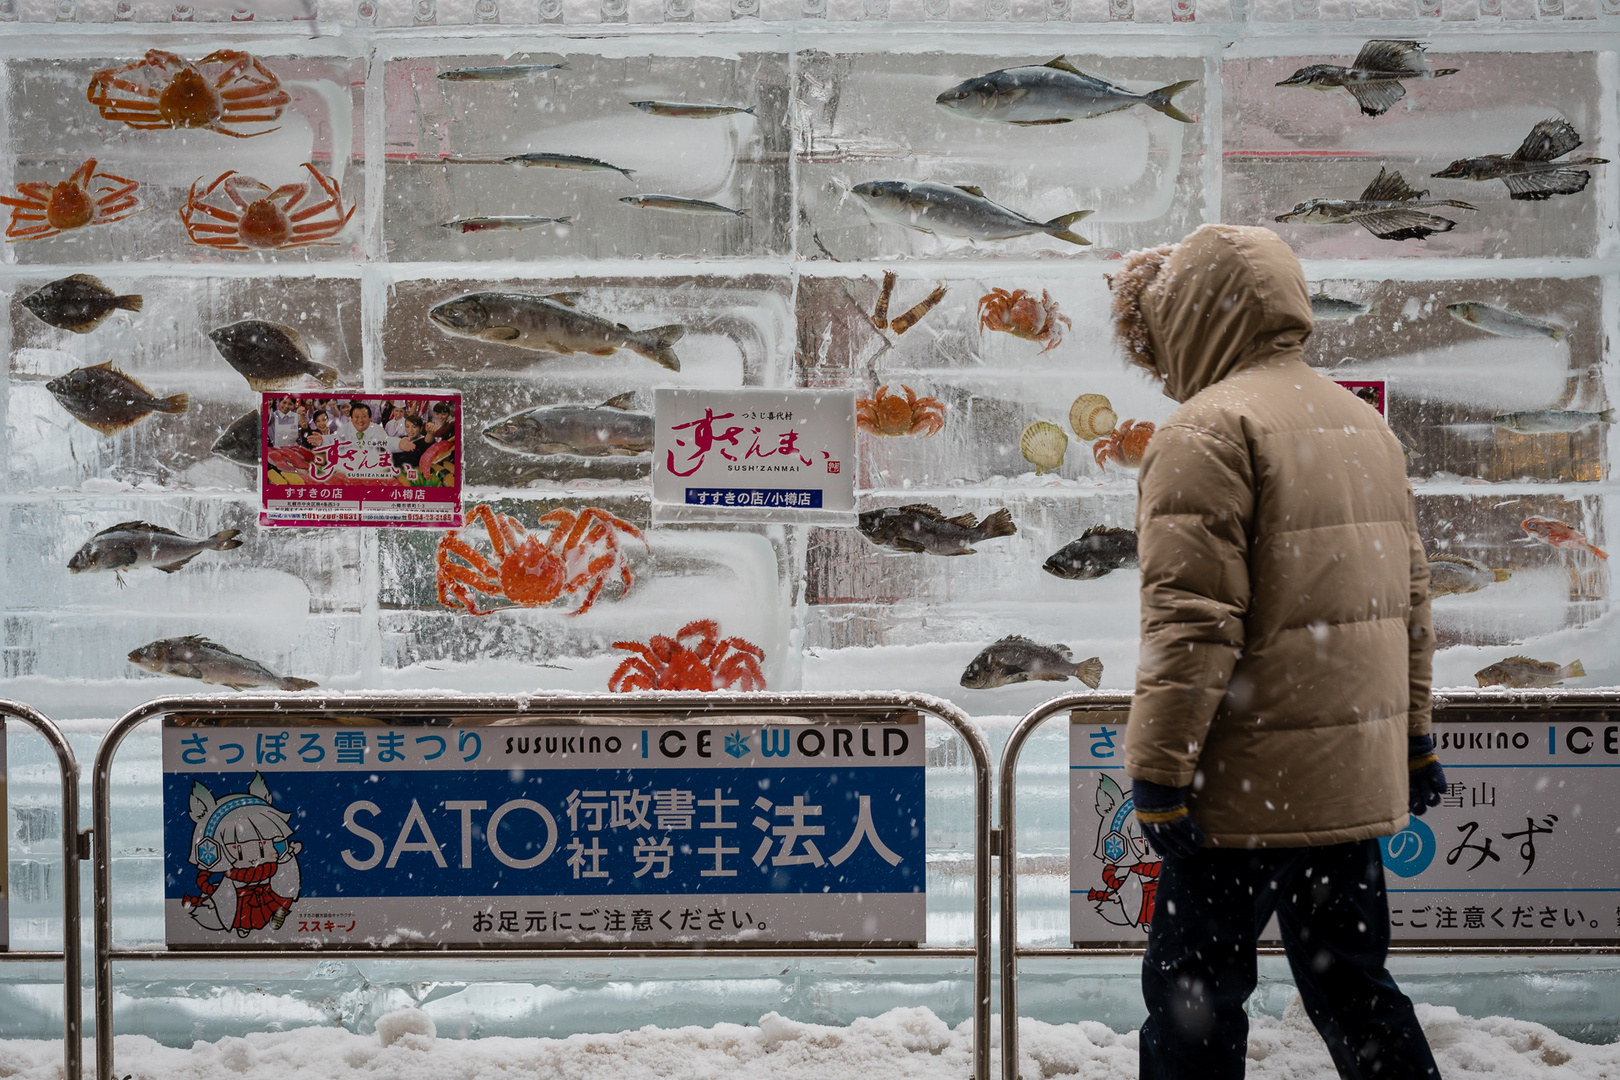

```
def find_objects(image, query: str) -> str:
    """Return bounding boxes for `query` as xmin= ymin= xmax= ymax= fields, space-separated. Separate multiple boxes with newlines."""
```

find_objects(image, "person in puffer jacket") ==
xmin=1107 ymin=224 xmax=1447 ymax=1080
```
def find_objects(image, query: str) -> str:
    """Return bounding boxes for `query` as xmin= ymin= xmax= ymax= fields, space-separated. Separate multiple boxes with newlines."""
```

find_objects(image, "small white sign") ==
xmin=653 ymin=388 xmax=855 ymax=524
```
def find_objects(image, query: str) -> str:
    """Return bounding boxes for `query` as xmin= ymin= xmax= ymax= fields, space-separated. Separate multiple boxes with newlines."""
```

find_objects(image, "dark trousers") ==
xmin=1140 ymin=839 xmax=1439 ymax=1080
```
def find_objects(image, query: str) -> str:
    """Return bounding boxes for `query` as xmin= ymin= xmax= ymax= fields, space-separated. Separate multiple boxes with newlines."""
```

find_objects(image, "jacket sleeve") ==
xmin=1125 ymin=423 xmax=1255 ymax=788
xmin=1403 ymin=483 xmax=1435 ymax=737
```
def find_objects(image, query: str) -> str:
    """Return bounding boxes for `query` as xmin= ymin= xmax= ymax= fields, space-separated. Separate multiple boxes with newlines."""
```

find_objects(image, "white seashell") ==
xmin=1020 ymin=420 xmax=1069 ymax=475
xmin=1069 ymin=393 xmax=1117 ymax=441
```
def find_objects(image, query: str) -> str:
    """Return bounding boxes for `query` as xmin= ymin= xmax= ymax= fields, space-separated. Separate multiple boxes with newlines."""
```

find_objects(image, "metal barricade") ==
xmin=93 ymin=690 xmax=993 ymax=1080
xmin=1 ymin=703 xmax=84 ymax=1080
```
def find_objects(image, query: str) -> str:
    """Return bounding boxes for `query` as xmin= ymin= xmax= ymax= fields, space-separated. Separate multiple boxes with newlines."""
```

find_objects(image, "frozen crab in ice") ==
xmin=181 ymin=163 xmax=354 ymax=251
xmin=1 ymin=158 xmax=140 ymax=242
xmin=856 ymin=384 xmax=945 ymax=438
xmin=1093 ymin=419 xmax=1154 ymax=469
xmin=609 ymin=619 xmax=766 ymax=692
xmin=977 ymin=288 xmax=1071 ymax=353
xmin=435 ymin=504 xmax=646 ymax=617
xmin=87 ymin=49 xmax=290 ymax=138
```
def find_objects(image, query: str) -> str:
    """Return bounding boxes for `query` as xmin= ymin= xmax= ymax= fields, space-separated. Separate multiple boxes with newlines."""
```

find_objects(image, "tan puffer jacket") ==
xmin=1119 ymin=224 xmax=1433 ymax=849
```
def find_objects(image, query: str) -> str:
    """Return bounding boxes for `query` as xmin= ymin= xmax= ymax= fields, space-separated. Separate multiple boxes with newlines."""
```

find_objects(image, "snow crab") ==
xmin=978 ymin=288 xmax=1071 ymax=353
xmin=856 ymin=384 xmax=945 ymax=438
xmin=609 ymin=619 xmax=766 ymax=692
xmin=180 ymin=163 xmax=354 ymax=251
xmin=436 ymin=504 xmax=646 ymax=617
xmin=87 ymin=49 xmax=290 ymax=139
xmin=1 ymin=158 xmax=140 ymax=242
xmin=1093 ymin=419 xmax=1154 ymax=469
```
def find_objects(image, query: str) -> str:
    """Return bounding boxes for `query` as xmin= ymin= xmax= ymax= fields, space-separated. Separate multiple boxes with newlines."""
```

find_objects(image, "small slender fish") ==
xmin=1432 ymin=119 xmax=1607 ymax=200
xmin=1522 ymin=516 xmax=1607 ymax=560
xmin=1446 ymin=302 xmax=1565 ymax=342
xmin=1475 ymin=655 xmax=1585 ymax=689
xmin=505 ymin=153 xmax=635 ymax=179
xmin=960 ymin=635 xmax=1102 ymax=690
xmin=211 ymin=410 xmax=261 ymax=468
xmin=1276 ymin=40 xmax=1458 ymax=117
xmin=46 ymin=362 xmax=188 ymax=435
xmin=1043 ymin=526 xmax=1139 ymax=580
xmin=69 ymin=521 xmax=243 ymax=582
xmin=629 ymin=100 xmax=755 ymax=118
xmin=128 ymin=636 xmax=318 ymax=691
xmin=936 ymin=57 xmax=1195 ymax=124
xmin=1310 ymin=294 xmax=1372 ymax=320
xmin=889 ymin=284 xmax=948 ymax=335
xmin=1493 ymin=408 xmax=1613 ymax=435
xmin=1426 ymin=552 xmax=1510 ymax=597
xmin=857 ymin=504 xmax=1016 ymax=556
xmin=1276 ymin=168 xmax=1475 ymax=242
xmin=482 ymin=393 xmax=654 ymax=457
xmin=208 ymin=320 xmax=339 ymax=392
xmin=441 ymin=215 xmax=571 ymax=233
xmin=854 ymin=180 xmax=1092 ymax=246
xmin=620 ymin=194 xmax=747 ymax=217
xmin=429 ymin=291 xmax=685 ymax=371
xmin=22 ymin=274 xmax=142 ymax=334
xmin=438 ymin=63 xmax=567 ymax=82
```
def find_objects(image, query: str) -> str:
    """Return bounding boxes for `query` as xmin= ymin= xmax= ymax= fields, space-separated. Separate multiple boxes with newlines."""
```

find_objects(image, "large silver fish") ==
xmin=1431 ymin=119 xmax=1608 ymax=201
xmin=1275 ymin=167 xmax=1475 ymax=242
xmin=1276 ymin=40 xmax=1459 ymax=117
xmin=1492 ymin=408 xmax=1613 ymax=434
xmin=482 ymin=393 xmax=654 ymax=457
xmin=936 ymin=57 xmax=1195 ymax=124
xmin=1446 ymin=302 xmax=1565 ymax=342
xmin=853 ymin=181 xmax=1092 ymax=246
xmin=428 ymin=292 xmax=684 ymax=371
xmin=69 ymin=521 xmax=243 ymax=582
xmin=960 ymin=635 xmax=1102 ymax=689
xmin=128 ymin=636 xmax=318 ymax=691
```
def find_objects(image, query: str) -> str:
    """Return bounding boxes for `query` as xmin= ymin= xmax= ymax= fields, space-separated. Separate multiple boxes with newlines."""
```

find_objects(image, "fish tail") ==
xmin=115 ymin=294 xmax=144 ymax=312
xmin=619 ymin=167 xmax=637 ymax=178
xmin=1441 ymin=199 xmax=1479 ymax=211
xmin=1589 ymin=542 xmax=1610 ymax=561
xmin=211 ymin=529 xmax=245 ymax=551
xmin=279 ymin=676 xmax=320 ymax=691
xmin=159 ymin=392 xmax=190 ymax=414
xmin=1431 ymin=67 xmax=1461 ymax=78
xmin=1073 ymin=656 xmax=1104 ymax=689
xmin=635 ymin=324 xmax=686 ymax=371
xmin=1043 ymin=210 xmax=1094 ymax=247
xmin=311 ymin=363 xmax=340 ymax=388
xmin=743 ymin=105 xmax=757 ymax=115
xmin=1574 ymin=156 xmax=1611 ymax=165
xmin=1146 ymin=80 xmax=1197 ymax=124
xmin=1492 ymin=569 xmax=1512 ymax=582
xmin=1564 ymin=660 xmax=1587 ymax=679
xmin=1600 ymin=409 xmax=1614 ymax=423
xmin=977 ymin=507 xmax=1017 ymax=540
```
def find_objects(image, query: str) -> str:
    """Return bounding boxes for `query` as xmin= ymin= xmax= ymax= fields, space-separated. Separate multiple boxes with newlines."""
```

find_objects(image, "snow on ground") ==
xmin=0 ymin=1000 xmax=1613 ymax=1080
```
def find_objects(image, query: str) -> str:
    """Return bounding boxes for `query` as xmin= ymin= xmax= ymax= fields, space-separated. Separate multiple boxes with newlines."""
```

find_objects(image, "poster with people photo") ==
xmin=259 ymin=392 xmax=463 ymax=528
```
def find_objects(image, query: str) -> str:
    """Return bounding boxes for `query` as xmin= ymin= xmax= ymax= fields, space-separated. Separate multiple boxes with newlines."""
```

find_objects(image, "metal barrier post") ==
xmin=93 ymin=691 xmax=992 ymax=1080
xmin=1 ymin=703 xmax=83 ymax=1080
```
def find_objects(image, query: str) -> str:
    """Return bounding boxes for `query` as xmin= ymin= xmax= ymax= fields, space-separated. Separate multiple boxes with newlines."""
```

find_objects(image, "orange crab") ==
xmin=978 ymin=288 xmax=1071 ymax=353
xmin=609 ymin=620 xmax=766 ymax=692
xmin=181 ymin=163 xmax=354 ymax=251
xmin=1093 ymin=419 xmax=1154 ymax=469
xmin=87 ymin=49 xmax=290 ymax=139
xmin=435 ymin=503 xmax=646 ymax=617
xmin=856 ymin=384 xmax=945 ymax=438
xmin=1 ymin=158 xmax=140 ymax=242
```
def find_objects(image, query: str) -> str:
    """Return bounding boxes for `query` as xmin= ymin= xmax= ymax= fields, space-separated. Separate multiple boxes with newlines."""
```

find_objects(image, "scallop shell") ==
xmin=1069 ymin=393 xmax=1118 ymax=441
xmin=1020 ymin=420 xmax=1069 ymax=475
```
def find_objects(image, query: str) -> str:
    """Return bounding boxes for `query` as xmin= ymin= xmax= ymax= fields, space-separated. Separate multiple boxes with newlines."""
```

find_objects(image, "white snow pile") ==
xmin=1 ymin=1001 xmax=1616 ymax=1079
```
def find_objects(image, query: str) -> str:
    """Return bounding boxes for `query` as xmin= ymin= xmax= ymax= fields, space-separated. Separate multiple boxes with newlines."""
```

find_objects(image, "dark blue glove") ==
xmin=1132 ymin=778 xmax=1205 ymax=858
xmin=1408 ymin=734 xmax=1446 ymax=817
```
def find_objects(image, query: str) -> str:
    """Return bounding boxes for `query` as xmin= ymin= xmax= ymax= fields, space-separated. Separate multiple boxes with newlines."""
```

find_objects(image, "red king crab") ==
xmin=87 ymin=49 xmax=290 ymax=138
xmin=436 ymin=504 xmax=646 ymax=617
xmin=856 ymin=384 xmax=945 ymax=438
xmin=1093 ymin=419 xmax=1154 ymax=469
xmin=181 ymin=163 xmax=354 ymax=251
xmin=1 ymin=158 xmax=140 ymax=242
xmin=978 ymin=288 xmax=1072 ymax=353
xmin=609 ymin=620 xmax=766 ymax=692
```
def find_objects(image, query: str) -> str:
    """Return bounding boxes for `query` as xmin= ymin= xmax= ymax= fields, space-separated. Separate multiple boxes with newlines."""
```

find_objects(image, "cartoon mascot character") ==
xmin=1085 ymin=773 xmax=1160 ymax=929
xmin=182 ymin=773 xmax=302 ymax=937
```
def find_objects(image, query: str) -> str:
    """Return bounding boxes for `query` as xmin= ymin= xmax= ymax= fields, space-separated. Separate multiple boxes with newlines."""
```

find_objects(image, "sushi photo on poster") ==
xmin=260 ymin=392 xmax=463 ymax=528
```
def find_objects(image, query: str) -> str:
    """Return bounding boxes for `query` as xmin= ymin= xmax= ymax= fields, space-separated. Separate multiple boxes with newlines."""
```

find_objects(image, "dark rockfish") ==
xmin=128 ymin=636 xmax=318 ymax=691
xmin=482 ymin=393 xmax=653 ymax=457
xmin=1043 ymin=526 xmax=1139 ymax=580
xmin=857 ymin=504 xmax=1016 ymax=556
xmin=1275 ymin=167 xmax=1475 ymax=242
xmin=1276 ymin=40 xmax=1459 ymax=117
xmin=429 ymin=291 xmax=684 ymax=371
xmin=68 ymin=521 xmax=243 ymax=581
xmin=211 ymin=410 xmax=261 ymax=467
xmin=1431 ymin=119 xmax=1609 ymax=201
xmin=853 ymin=180 xmax=1092 ymax=246
xmin=936 ymin=57 xmax=1195 ymax=124
xmin=46 ymin=362 xmax=188 ymax=435
xmin=1474 ymin=655 xmax=1584 ymax=689
xmin=960 ymin=635 xmax=1103 ymax=689
xmin=207 ymin=320 xmax=339 ymax=391
xmin=22 ymin=274 xmax=142 ymax=334
xmin=1426 ymin=552 xmax=1510 ymax=597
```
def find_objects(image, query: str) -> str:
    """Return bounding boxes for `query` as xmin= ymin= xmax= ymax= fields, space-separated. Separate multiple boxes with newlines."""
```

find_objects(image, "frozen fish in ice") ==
xmin=504 ymin=152 xmax=635 ymax=178
xmin=1492 ymin=408 xmax=1613 ymax=434
xmin=960 ymin=635 xmax=1102 ymax=689
xmin=1275 ymin=168 xmax=1475 ymax=242
xmin=211 ymin=410 xmax=261 ymax=467
xmin=207 ymin=320 xmax=339 ymax=391
xmin=22 ymin=274 xmax=142 ymax=334
xmin=1474 ymin=655 xmax=1585 ymax=689
xmin=857 ymin=504 xmax=1016 ymax=556
xmin=1275 ymin=40 xmax=1459 ymax=117
xmin=620 ymin=194 xmax=747 ymax=217
xmin=1043 ymin=526 xmax=1139 ymax=580
xmin=1522 ymin=516 xmax=1607 ymax=560
xmin=128 ymin=635 xmax=318 ymax=691
xmin=853 ymin=181 xmax=1092 ymax=246
xmin=629 ymin=100 xmax=754 ymax=118
xmin=1309 ymin=294 xmax=1371 ymax=320
xmin=69 ymin=521 xmax=243 ymax=582
xmin=482 ymin=393 xmax=654 ymax=457
xmin=438 ymin=62 xmax=567 ymax=81
xmin=46 ymin=362 xmax=188 ymax=435
xmin=1431 ymin=119 xmax=1608 ymax=200
xmin=1426 ymin=552 xmax=1510 ymax=597
xmin=428 ymin=291 xmax=684 ymax=371
xmin=936 ymin=57 xmax=1195 ymax=124
xmin=441 ymin=215 xmax=571 ymax=233
xmin=1445 ymin=302 xmax=1565 ymax=342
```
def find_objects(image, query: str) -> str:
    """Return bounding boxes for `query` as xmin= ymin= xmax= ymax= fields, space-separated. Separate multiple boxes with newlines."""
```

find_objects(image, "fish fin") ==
xmin=159 ymin=392 xmax=190 ymax=415
xmin=891 ymin=538 xmax=928 ymax=553
xmin=619 ymin=168 xmax=636 ymax=178
xmin=1493 ymin=569 xmax=1513 ymax=582
xmin=102 ymin=520 xmax=183 ymax=536
xmin=1499 ymin=654 xmax=1541 ymax=666
xmin=1347 ymin=81 xmax=1406 ymax=117
xmin=1513 ymin=118 xmax=1582 ymax=162
xmin=481 ymin=326 xmax=522 ymax=341
xmin=1356 ymin=208 xmax=1455 ymax=241
xmin=156 ymin=554 xmax=202 ymax=573
xmin=280 ymin=677 xmax=320 ymax=691
xmin=634 ymin=324 xmax=686 ymax=372
xmin=1145 ymin=80 xmax=1197 ymax=124
xmin=946 ymin=512 xmax=979 ymax=528
xmin=953 ymin=185 xmax=987 ymax=198
xmin=1353 ymin=39 xmax=1429 ymax=75
xmin=1564 ymin=660 xmax=1587 ymax=679
xmin=1008 ymin=119 xmax=1074 ymax=126
xmin=65 ymin=272 xmax=108 ymax=289
xmin=1075 ymin=656 xmax=1104 ymax=689
xmin=1360 ymin=166 xmax=1425 ymax=202
xmin=1042 ymin=209 xmax=1093 ymax=247
xmin=115 ymin=293 xmax=144 ymax=312
xmin=211 ymin=529 xmax=244 ymax=551
xmin=994 ymin=634 xmax=1038 ymax=647
xmin=309 ymin=362 xmax=340 ymax=388
xmin=91 ymin=360 xmax=114 ymax=370
xmin=600 ymin=391 xmax=638 ymax=410
xmin=543 ymin=292 xmax=582 ymax=306
xmin=1050 ymin=642 xmax=1074 ymax=661
xmin=173 ymin=663 xmax=206 ymax=680
xmin=1600 ymin=409 xmax=1615 ymax=423
xmin=898 ymin=503 xmax=946 ymax=519
xmin=978 ymin=508 xmax=1017 ymax=539
xmin=1042 ymin=56 xmax=1085 ymax=75
xmin=1504 ymin=169 xmax=1592 ymax=200
xmin=80 ymin=417 xmax=139 ymax=436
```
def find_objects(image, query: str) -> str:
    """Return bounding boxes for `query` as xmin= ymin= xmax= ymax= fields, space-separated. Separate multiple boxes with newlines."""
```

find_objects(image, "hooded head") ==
xmin=1106 ymin=224 xmax=1313 ymax=403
